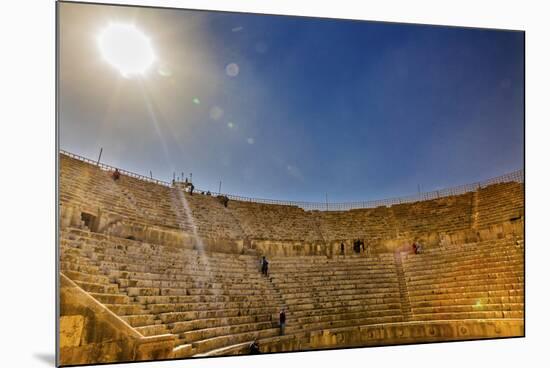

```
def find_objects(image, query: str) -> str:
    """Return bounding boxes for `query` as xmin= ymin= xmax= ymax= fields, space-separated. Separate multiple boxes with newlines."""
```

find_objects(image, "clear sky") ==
xmin=58 ymin=2 xmax=524 ymax=203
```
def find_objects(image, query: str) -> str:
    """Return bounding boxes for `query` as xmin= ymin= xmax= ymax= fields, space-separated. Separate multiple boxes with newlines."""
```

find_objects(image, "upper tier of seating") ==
xmin=60 ymin=155 xmax=193 ymax=230
xmin=226 ymin=201 xmax=324 ymax=242
xmin=475 ymin=182 xmax=524 ymax=228
xmin=60 ymin=153 xmax=524 ymax=243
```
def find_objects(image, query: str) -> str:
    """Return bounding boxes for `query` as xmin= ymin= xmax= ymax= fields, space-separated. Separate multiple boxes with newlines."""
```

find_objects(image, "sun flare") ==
xmin=97 ymin=23 xmax=156 ymax=77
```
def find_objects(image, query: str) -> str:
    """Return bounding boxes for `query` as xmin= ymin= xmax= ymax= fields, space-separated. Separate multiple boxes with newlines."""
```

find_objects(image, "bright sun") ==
xmin=97 ymin=23 xmax=156 ymax=77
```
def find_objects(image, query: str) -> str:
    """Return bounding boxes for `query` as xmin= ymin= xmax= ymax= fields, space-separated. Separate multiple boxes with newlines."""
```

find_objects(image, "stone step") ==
xmin=178 ymin=320 xmax=276 ymax=344
xmin=127 ymin=286 xmax=273 ymax=297
xmin=413 ymin=310 xmax=523 ymax=320
xmin=409 ymin=288 xmax=523 ymax=303
xmin=169 ymin=314 xmax=275 ymax=334
xmin=60 ymin=261 xmax=101 ymax=275
xmin=403 ymin=255 xmax=523 ymax=271
xmin=108 ymin=270 xmax=264 ymax=284
xmin=412 ymin=302 xmax=524 ymax=314
xmin=412 ymin=296 xmax=523 ymax=308
xmin=271 ymin=273 xmax=398 ymax=284
xmin=283 ymin=291 xmax=401 ymax=306
xmin=134 ymin=324 xmax=171 ymax=337
xmin=405 ymin=270 xmax=524 ymax=285
xmin=157 ymin=306 xmax=279 ymax=322
xmin=62 ymin=270 xmax=110 ymax=285
xmin=122 ymin=314 xmax=159 ymax=327
xmin=100 ymin=264 xmax=264 ymax=279
xmin=404 ymin=263 xmax=523 ymax=280
xmin=137 ymin=293 xmax=280 ymax=307
xmin=74 ymin=280 xmax=119 ymax=294
xmin=288 ymin=297 xmax=401 ymax=312
xmin=278 ymin=281 xmax=399 ymax=294
xmin=281 ymin=286 xmax=400 ymax=301
xmin=408 ymin=282 xmax=524 ymax=297
xmin=287 ymin=314 xmax=404 ymax=334
xmin=116 ymin=278 xmax=272 ymax=290
xmin=104 ymin=304 xmax=145 ymax=316
xmin=288 ymin=302 xmax=402 ymax=319
xmin=289 ymin=308 xmax=402 ymax=325
xmin=89 ymin=292 xmax=130 ymax=305
xmin=407 ymin=277 xmax=524 ymax=291
xmin=191 ymin=328 xmax=280 ymax=354
xmin=172 ymin=344 xmax=193 ymax=358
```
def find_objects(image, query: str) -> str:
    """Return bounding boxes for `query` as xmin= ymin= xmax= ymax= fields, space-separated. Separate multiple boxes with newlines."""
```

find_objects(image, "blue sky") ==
xmin=59 ymin=3 xmax=524 ymax=203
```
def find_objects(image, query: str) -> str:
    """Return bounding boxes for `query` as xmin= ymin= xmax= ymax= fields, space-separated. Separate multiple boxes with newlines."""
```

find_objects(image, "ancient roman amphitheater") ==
xmin=58 ymin=151 xmax=525 ymax=365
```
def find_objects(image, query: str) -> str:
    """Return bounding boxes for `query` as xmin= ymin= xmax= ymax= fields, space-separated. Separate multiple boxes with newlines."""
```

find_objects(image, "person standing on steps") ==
xmin=261 ymin=256 xmax=269 ymax=276
xmin=279 ymin=308 xmax=286 ymax=335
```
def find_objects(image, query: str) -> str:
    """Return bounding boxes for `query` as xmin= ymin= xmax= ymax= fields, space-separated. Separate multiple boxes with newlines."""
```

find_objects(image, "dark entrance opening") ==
xmin=81 ymin=213 xmax=98 ymax=232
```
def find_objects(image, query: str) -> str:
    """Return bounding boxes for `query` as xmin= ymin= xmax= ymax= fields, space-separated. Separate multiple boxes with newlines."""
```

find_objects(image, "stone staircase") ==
xmin=471 ymin=189 xmax=480 ymax=229
xmin=393 ymin=252 xmax=413 ymax=321
xmin=268 ymin=254 xmax=404 ymax=334
xmin=60 ymin=228 xmax=282 ymax=358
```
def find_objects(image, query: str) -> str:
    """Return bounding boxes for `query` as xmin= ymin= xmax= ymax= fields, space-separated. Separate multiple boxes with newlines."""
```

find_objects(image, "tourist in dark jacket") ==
xmin=249 ymin=340 xmax=260 ymax=354
xmin=279 ymin=309 xmax=286 ymax=335
xmin=261 ymin=256 xmax=269 ymax=276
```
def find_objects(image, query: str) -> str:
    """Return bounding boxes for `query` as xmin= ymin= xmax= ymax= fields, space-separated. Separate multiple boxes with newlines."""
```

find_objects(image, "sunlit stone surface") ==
xmin=59 ymin=152 xmax=524 ymax=365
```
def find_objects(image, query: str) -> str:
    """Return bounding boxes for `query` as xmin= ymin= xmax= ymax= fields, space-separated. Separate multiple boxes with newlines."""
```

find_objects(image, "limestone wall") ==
xmin=59 ymin=274 xmax=176 ymax=366
xmin=203 ymin=319 xmax=523 ymax=356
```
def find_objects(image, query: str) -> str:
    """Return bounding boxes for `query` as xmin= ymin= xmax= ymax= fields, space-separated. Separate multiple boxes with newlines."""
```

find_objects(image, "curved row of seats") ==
xmin=60 ymin=155 xmax=195 ymax=231
xmin=268 ymin=254 xmax=404 ymax=334
xmin=226 ymin=201 xmax=324 ymax=242
xmin=401 ymin=238 xmax=524 ymax=321
xmin=61 ymin=228 xmax=524 ymax=356
xmin=475 ymin=182 xmax=524 ymax=228
xmin=61 ymin=153 xmax=524 ymax=244
xmin=60 ymin=228 xmax=282 ymax=356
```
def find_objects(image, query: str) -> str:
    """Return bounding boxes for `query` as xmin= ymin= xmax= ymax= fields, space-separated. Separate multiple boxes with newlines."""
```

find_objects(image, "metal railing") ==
xmin=199 ymin=169 xmax=523 ymax=211
xmin=60 ymin=150 xmax=523 ymax=211
xmin=60 ymin=150 xmax=171 ymax=187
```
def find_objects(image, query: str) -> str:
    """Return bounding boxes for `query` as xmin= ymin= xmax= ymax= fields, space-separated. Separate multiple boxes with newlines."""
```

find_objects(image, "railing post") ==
xmin=97 ymin=147 xmax=103 ymax=166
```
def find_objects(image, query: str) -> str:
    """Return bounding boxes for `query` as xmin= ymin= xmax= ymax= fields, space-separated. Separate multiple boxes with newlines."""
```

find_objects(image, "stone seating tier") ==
xmin=59 ymin=154 xmax=524 ymax=359
xmin=61 ymin=228 xmax=524 ymax=357
xmin=61 ymin=153 xmax=524 ymax=244
xmin=475 ymin=182 xmax=524 ymax=228
xmin=226 ymin=201 xmax=324 ymax=242
xmin=60 ymin=228 xmax=284 ymax=356
xmin=401 ymin=239 xmax=523 ymax=320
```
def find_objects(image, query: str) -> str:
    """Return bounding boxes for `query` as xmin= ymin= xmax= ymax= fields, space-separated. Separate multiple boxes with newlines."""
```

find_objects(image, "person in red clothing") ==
xmin=112 ymin=168 xmax=120 ymax=181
